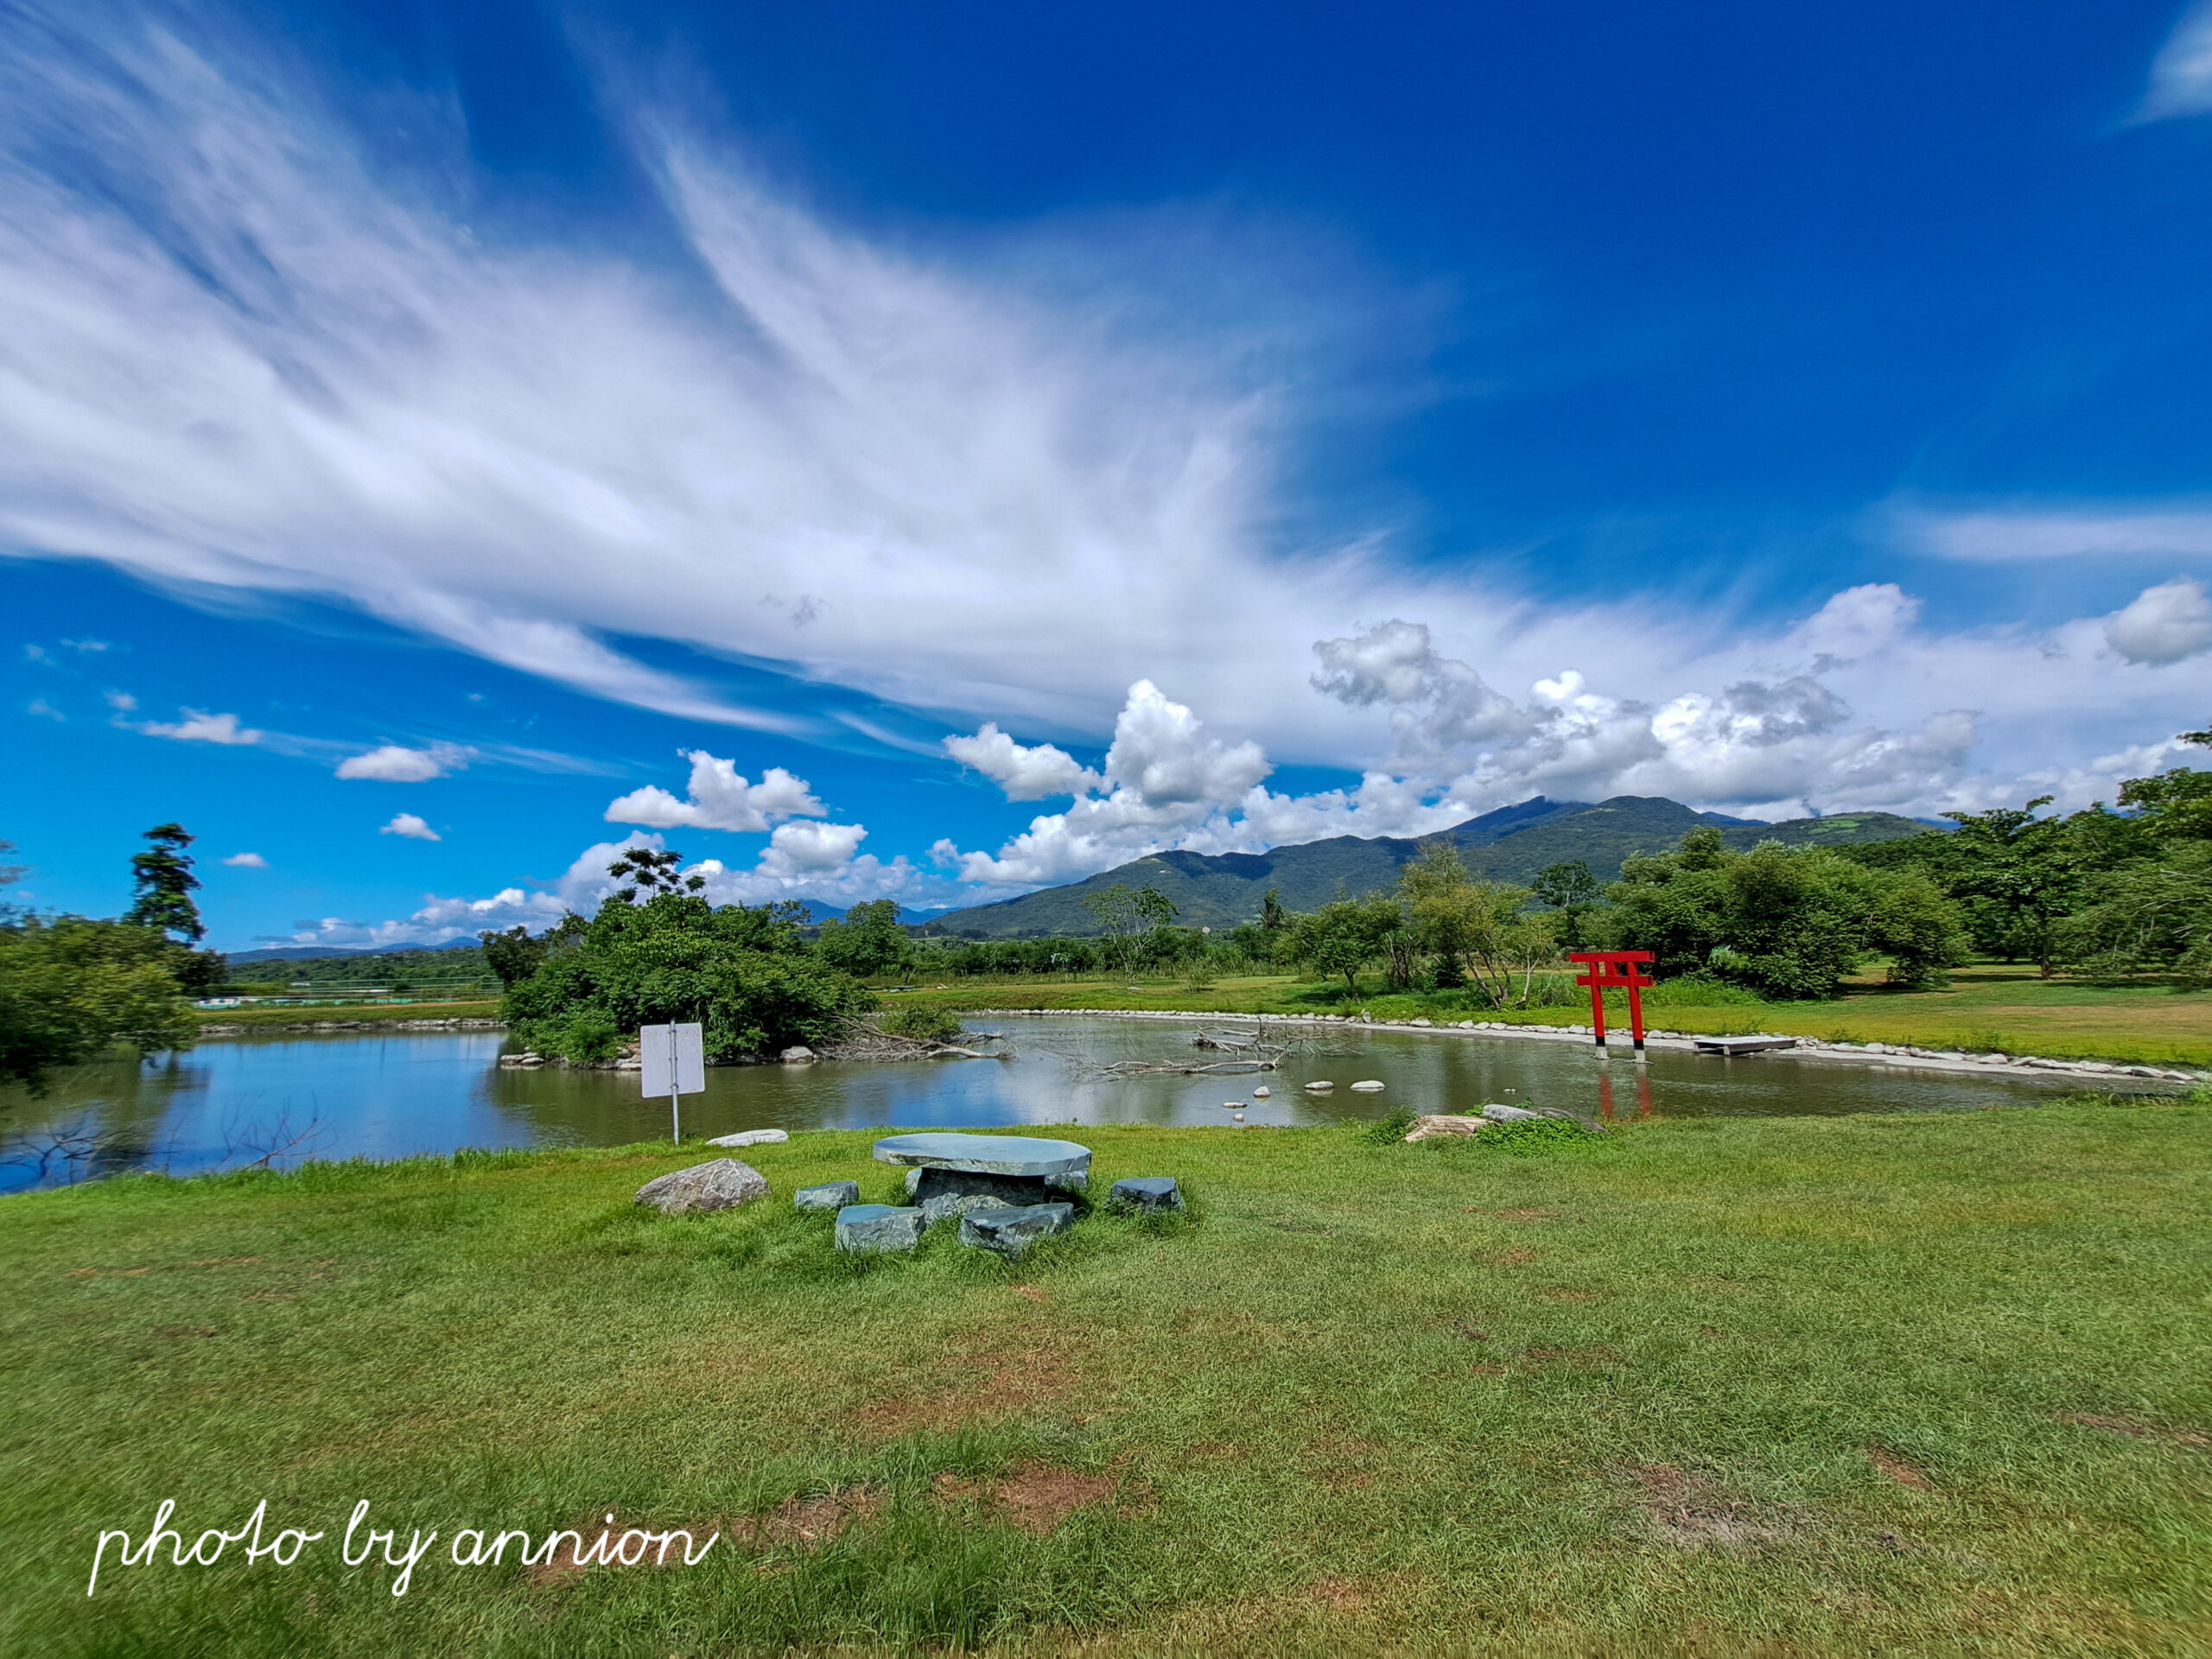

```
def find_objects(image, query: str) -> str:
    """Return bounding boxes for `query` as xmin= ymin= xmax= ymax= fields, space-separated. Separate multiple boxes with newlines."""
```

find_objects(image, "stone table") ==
xmin=871 ymin=1131 xmax=1091 ymax=1207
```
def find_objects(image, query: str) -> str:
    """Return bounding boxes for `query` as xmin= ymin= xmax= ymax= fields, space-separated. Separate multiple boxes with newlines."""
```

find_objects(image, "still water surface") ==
xmin=0 ymin=1015 xmax=2149 ymax=1193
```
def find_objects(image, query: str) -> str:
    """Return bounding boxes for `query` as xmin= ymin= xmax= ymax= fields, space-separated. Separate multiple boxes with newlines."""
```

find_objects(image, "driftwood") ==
xmin=819 ymin=1021 xmax=1012 ymax=1063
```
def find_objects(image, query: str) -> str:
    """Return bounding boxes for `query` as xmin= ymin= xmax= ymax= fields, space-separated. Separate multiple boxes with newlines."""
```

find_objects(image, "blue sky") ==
xmin=4 ymin=0 xmax=2211 ymax=950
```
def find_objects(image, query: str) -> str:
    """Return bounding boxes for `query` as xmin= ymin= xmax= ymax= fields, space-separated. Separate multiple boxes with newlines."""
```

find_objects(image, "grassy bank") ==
xmin=888 ymin=964 xmax=2212 ymax=1069
xmin=191 ymin=998 xmax=503 ymax=1030
xmin=4 ymin=1099 xmax=2208 ymax=1655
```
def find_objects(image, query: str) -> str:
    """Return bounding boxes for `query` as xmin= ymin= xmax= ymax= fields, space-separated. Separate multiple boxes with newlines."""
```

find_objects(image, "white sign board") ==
xmin=640 ymin=1022 xmax=705 ymax=1097
xmin=639 ymin=1023 xmax=705 ymax=1147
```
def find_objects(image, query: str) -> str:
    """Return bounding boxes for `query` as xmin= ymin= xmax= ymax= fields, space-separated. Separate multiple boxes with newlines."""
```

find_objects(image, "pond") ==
xmin=0 ymin=1014 xmax=2162 ymax=1194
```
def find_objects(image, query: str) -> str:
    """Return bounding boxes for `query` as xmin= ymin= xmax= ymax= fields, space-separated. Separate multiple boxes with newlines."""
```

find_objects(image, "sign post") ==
xmin=1567 ymin=952 xmax=1656 ymax=1057
xmin=639 ymin=1022 xmax=705 ymax=1143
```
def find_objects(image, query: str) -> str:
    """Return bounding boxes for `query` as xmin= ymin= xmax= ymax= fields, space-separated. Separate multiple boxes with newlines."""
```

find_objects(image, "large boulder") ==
xmin=912 ymin=1166 xmax=1080 ymax=1207
xmin=1107 ymin=1177 xmax=1184 ymax=1214
xmin=1480 ymin=1104 xmax=1544 ymax=1122
xmin=920 ymin=1192 xmax=1020 ymax=1230
xmin=634 ymin=1159 xmax=770 ymax=1214
xmin=708 ymin=1128 xmax=790 ymax=1147
xmin=836 ymin=1204 xmax=926 ymax=1254
xmin=1403 ymin=1115 xmax=1488 ymax=1142
xmin=959 ymin=1203 xmax=1076 ymax=1257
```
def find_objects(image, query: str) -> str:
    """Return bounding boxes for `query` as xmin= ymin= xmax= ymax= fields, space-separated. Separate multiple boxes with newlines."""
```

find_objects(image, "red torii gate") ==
xmin=1567 ymin=950 xmax=1656 ymax=1054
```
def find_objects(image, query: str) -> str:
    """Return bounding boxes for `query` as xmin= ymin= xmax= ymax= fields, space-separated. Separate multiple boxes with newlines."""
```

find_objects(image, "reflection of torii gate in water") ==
xmin=1567 ymin=950 xmax=1656 ymax=1054
xmin=1596 ymin=1068 xmax=1655 ymax=1122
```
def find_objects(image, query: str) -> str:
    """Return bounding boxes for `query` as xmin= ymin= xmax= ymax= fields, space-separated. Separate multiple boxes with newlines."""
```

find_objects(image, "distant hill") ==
xmin=230 ymin=938 xmax=484 ymax=964
xmin=921 ymin=796 xmax=1932 ymax=939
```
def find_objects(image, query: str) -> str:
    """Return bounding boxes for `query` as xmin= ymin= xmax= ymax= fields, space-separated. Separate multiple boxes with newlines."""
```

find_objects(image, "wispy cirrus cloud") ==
xmin=6 ymin=0 xmax=2209 ymax=923
xmin=2139 ymin=1 xmax=2212 ymax=121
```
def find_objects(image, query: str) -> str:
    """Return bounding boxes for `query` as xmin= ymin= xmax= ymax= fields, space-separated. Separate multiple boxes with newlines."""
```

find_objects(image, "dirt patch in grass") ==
xmin=1525 ymin=1343 xmax=1620 ymax=1368
xmin=2056 ymin=1412 xmax=2212 ymax=1449
xmin=1633 ymin=1465 xmax=1794 ymax=1550
xmin=851 ymin=1340 xmax=1088 ymax=1433
xmin=1014 ymin=1284 xmax=1047 ymax=1304
xmin=930 ymin=1462 xmax=1116 ymax=1534
xmin=728 ymin=1487 xmax=887 ymax=1550
xmin=1492 ymin=1248 xmax=1536 ymax=1267
xmin=1867 ymin=1446 xmax=1933 ymax=1488
xmin=1491 ymin=1208 xmax=1562 ymax=1222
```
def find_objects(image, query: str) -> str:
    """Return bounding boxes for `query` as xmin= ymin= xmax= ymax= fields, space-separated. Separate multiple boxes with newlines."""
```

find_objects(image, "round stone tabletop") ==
xmin=871 ymin=1131 xmax=1092 ymax=1177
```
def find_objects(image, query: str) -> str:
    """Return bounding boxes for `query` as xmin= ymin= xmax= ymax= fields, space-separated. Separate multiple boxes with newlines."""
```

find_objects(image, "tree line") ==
xmin=1 ymin=825 xmax=226 ymax=1090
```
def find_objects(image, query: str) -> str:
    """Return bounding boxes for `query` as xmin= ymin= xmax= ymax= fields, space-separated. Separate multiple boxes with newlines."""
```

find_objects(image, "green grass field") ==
xmin=884 ymin=965 xmax=2212 ymax=1070
xmin=5 ymin=1097 xmax=2208 ymax=1655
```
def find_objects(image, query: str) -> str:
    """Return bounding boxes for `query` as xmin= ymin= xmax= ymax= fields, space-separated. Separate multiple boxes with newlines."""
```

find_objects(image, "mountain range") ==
xmin=919 ymin=795 xmax=1931 ymax=939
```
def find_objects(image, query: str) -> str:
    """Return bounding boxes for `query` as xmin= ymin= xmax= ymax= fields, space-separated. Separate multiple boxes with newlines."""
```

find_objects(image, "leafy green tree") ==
xmin=1933 ymin=801 xmax=2086 ymax=975
xmin=0 ymin=915 xmax=196 ymax=1090
xmin=1083 ymin=884 xmax=1178 ymax=984
xmin=479 ymin=925 xmax=552 ymax=990
xmin=1530 ymin=859 xmax=1603 ymax=950
xmin=2056 ymin=844 xmax=2212 ymax=986
xmin=503 ymin=891 xmax=874 ymax=1064
xmin=1287 ymin=895 xmax=1402 ymax=998
xmin=2116 ymin=767 xmax=2212 ymax=843
xmin=123 ymin=823 xmax=226 ymax=994
xmin=1601 ymin=829 xmax=1965 ymax=1000
xmin=815 ymin=899 xmax=914 ymax=977
xmin=124 ymin=823 xmax=203 ymax=941
xmin=1400 ymin=841 xmax=1555 ymax=1007
xmin=605 ymin=845 xmax=707 ymax=905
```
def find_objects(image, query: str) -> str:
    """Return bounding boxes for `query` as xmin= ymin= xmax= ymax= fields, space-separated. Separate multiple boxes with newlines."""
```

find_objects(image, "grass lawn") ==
xmin=4 ymin=1097 xmax=2208 ymax=1654
xmin=888 ymin=966 xmax=2212 ymax=1070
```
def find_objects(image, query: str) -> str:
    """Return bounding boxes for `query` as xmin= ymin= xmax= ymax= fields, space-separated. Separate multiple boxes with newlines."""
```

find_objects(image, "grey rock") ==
xmin=1107 ymin=1176 xmax=1184 ymax=1213
xmin=920 ymin=1192 xmax=1020 ymax=1229
xmin=779 ymin=1046 xmax=817 ymax=1063
xmin=835 ymin=1203 xmax=925 ymax=1253
xmin=794 ymin=1180 xmax=860 ymax=1211
xmin=635 ymin=1159 xmax=770 ymax=1215
xmin=707 ymin=1128 xmax=790 ymax=1147
xmin=959 ymin=1202 xmax=1076 ymax=1256
xmin=1481 ymin=1103 xmax=1545 ymax=1122
xmin=911 ymin=1166 xmax=1071 ymax=1209
xmin=1350 ymin=1079 xmax=1387 ymax=1092
xmin=904 ymin=1167 xmax=924 ymax=1197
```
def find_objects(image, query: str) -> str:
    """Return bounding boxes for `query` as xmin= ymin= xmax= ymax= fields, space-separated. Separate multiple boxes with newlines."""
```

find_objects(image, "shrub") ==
xmin=878 ymin=1004 xmax=965 ymax=1044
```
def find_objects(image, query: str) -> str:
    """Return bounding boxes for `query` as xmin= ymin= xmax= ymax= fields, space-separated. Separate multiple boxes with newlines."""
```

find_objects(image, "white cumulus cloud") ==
xmin=944 ymin=724 xmax=1100 ymax=800
xmin=2105 ymin=578 xmax=2212 ymax=666
xmin=221 ymin=851 xmax=269 ymax=868
xmin=336 ymin=744 xmax=470 ymax=781
xmin=603 ymin=753 xmax=829 ymax=831
xmin=132 ymin=709 xmax=262 ymax=745
xmin=378 ymin=813 xmax=442 ymax=841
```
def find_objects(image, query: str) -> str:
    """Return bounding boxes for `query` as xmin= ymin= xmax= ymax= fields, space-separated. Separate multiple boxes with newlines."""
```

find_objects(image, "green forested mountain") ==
xmin=923 ymin=796 xmax=1932 ymax=938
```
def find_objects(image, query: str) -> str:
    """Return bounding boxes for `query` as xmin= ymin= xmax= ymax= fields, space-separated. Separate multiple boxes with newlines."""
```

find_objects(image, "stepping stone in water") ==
xmin=1304 ymin=1081 xmax=1335 ymax=1092
xmin=1350 ymin=1080 xmax=1387 ymax=1092
xmin=835 ymin=1204 xmax=925 ymax=1254
xmin=1108 ymin=1177 xmax=1184 ymax=1214
xmin=794 ymin=1179 xmax=859 ymax=1211
xmin=634 ymin=1159 xmax=769 ymax=1215
xmin=959 ymin=1202 xmax=1075 ymax=1257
